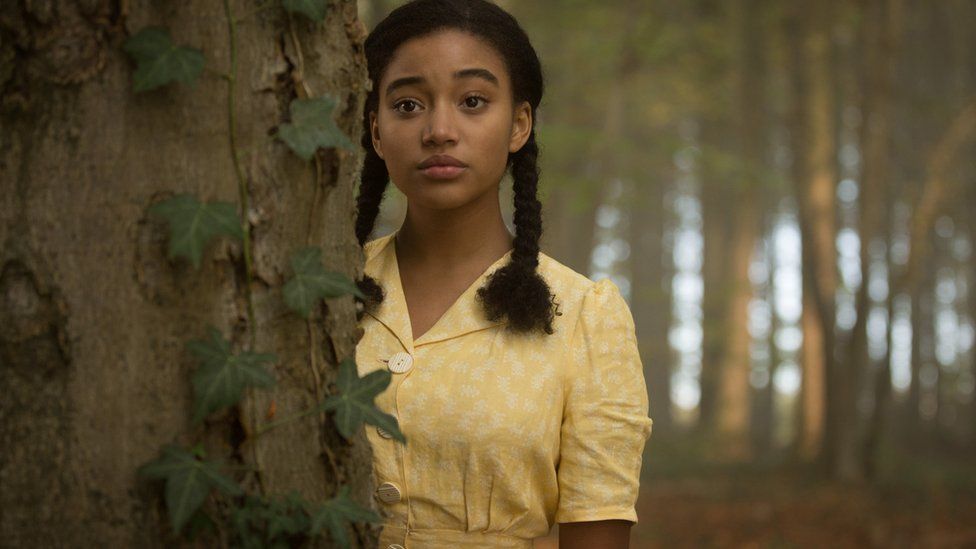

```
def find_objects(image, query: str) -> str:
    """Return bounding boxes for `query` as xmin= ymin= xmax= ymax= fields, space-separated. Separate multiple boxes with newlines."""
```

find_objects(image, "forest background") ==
xmin=1 ymin=0 xmax=974 ymax=547
xmin=363 ymin=0 xmax=976 ymax=546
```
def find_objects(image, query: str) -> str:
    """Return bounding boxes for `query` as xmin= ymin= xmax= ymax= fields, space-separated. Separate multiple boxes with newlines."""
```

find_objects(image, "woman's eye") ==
xmin=393 ymin=100 xmax=420 ymax=113
xmin=463 ymin=95 xmax=487 ymax=109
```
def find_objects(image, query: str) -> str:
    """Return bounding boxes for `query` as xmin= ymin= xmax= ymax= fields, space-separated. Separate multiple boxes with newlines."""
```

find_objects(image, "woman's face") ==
xmin=370 ymin=29 xmax=532 ymax=212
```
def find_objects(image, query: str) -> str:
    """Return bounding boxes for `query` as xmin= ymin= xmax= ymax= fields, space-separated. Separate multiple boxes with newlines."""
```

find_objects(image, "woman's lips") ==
xmin=417 ymin=154 xmax=467 ymax=179
xmin=420 ymin=165 xmax=466 ymax=179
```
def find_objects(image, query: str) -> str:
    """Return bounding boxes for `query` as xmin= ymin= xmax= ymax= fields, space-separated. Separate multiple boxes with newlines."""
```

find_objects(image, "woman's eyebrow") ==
xmin=384 ymin=68 xmax=499 ymax=96
xmin=454 ymin=68 xmax=499 ymax=86
xmin=385 ymin=76 xmax=424 ymax=96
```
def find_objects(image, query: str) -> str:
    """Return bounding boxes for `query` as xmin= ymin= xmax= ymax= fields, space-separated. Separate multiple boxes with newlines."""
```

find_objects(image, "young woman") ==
xmin=353 ymin=1 xmax=653 ymax=547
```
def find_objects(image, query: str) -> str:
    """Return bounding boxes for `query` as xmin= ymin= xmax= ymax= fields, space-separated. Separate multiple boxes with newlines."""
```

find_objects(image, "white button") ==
xmin=386 ymin=351 xmax=413 ymax=373
xmin=375 ymin=481 xmax=401 ymax=503
xmin=376 ymin=426 xmax=393 ymax=439
xmin=388 ymin=545 xmax=405 ymax=549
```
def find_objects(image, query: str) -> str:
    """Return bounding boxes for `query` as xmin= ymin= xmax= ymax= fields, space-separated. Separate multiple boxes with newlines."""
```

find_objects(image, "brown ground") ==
xmin=532 ymin=469 xmax=976 ymax=548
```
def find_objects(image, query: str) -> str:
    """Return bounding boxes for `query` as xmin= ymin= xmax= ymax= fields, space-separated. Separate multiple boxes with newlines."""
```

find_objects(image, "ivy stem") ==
xmin=224 ymin=0 xmax=266 ymax=499
xmin=223 ymin=0 xmax=257 ymax=351
xmin=284 ymin=14 xmax=325 ymax=248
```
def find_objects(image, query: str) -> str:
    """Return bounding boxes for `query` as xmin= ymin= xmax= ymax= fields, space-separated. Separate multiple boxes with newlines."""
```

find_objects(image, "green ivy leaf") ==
xmin=282 ymin=0 xmax=328 ymax=22
xmin=309 ymin=485 xmax=381 ymax=547
xmin=277 ymin=95 xmax=354 ymax=160
xmin=185 ymin=509 xmax=218 ymax=541
xmin=230 ymin=495 xmax=266 ymax=549
xmin=231 ymin=492 xmax=311 ymax=547
xmin=266 ymin=493 xmax=310 ymax=541
xmin=122 ymin=26 xmax=205 ymax=92
xmin=148 ymin=194 xmax=243 ymax=269
xmin=187 ymin=326 xmax=277 ymax=423
xmin=138 ymin=445 xmax=243 ymax=534
xmin=282 ymin=247 xmax=365 ymax=318
xmin=319 ymin=358 xmax=405 ymax=442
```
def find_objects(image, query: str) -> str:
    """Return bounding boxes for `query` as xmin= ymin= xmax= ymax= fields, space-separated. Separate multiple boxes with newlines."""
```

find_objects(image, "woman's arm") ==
xmin=558 ymin=519 xmax=632 ymax=549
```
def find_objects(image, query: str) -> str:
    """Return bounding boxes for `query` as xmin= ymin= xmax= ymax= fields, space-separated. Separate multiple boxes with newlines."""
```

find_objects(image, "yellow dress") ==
xmin=355 ymin=232 xmax=653 ymax=548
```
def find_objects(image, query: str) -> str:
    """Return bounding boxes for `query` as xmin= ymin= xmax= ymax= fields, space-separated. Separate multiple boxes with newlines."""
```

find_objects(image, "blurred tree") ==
xmin=712 ymin=0 xmax=769 ymax=461
xmin=696 ymin=0 xmax=737 ymax=447
xmin=860 ymin=0 xmax=907 ymax=481
xmin=789 ymin=0 xmax=837 ymax=471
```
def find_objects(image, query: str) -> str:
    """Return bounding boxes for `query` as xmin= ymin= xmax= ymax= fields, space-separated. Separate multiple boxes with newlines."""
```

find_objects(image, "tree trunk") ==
xmin=834 ymin=0 xmax=902 ymax=482
xmin=541 ymin=182 xmax=599 ymax=275
xmin=0 ymin=2 xmax=375 ymax=546
xmin=694 ymin=0 xmax=734 ymax=439
xmin=629 ymin=171 xmax=674 ymax=436
xmin=906 ymin=269 xmax=924 ymax=444
xmin=862 ymin=216 xmax=896 ymax=480
xmin=789 ymin=0 xmax=837 ymax=469
xmin=754 ymin=227 xmax=778 ymax=457
xmin=969 ymin=178 xmax=976 ymax=450
xmin=913 ymin=240 xmax=939 ymax=444
xmin=712 ymin=0 xmax=767 ymax=461
xmin=698 ymin=117 xmax=734 ymax=436
xmin=861 ymin=0 xmax=911 ymax=480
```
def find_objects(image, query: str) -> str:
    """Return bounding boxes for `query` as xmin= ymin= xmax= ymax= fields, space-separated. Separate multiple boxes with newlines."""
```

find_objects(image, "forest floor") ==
xmin=533 ymin=457 xmax=976 ymax=548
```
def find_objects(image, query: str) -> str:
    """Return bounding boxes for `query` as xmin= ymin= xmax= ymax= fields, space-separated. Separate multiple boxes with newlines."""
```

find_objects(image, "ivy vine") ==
xmin=124 ymin=2 xmax=402 ymax=546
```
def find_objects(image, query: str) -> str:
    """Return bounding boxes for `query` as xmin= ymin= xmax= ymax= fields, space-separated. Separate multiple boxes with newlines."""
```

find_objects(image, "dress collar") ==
xmin=364 ymin=231 xmax=513 ymax=352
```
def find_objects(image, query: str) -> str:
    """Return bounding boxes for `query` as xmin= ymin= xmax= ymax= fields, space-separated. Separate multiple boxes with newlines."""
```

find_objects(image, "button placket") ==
xmin=376 ymin=351 xmax=411 ymax=441
xmin=376 ymin=348 xmax=415 ymax=531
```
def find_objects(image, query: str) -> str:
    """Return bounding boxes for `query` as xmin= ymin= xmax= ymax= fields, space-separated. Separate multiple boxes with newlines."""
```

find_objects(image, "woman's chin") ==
xmin=405 ymin=186 xmax=485 ymax=212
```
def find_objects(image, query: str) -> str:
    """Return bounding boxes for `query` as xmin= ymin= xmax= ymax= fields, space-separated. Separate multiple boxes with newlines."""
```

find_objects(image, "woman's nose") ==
xmin=422 ymin=102 xmax=459 ymax=146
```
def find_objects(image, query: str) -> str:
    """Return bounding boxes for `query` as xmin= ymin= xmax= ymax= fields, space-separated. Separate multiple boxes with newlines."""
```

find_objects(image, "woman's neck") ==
xmin=395 ymin=196 xmax=513 ymax=268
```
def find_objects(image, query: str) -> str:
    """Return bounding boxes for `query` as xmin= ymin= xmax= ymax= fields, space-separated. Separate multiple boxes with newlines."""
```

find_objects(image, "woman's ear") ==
xmin=508 ymin=100 xmax=532 ymax=153
xmin=370 ymin=111 xmax=384 ymax=159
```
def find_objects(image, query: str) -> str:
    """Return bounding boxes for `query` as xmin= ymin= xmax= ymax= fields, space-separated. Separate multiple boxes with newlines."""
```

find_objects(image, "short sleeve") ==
xmin=554 ymin=278 xmax=654 ymax=524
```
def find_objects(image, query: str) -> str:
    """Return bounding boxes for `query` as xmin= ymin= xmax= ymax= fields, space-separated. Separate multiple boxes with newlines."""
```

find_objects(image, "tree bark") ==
xmin=0 ymin=2 xmax=375 ymax=546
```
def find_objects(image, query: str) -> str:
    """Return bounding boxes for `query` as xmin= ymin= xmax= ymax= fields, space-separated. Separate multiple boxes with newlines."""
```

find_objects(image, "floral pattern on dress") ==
xmin=355 ymin=232 xmax=653 ymax=546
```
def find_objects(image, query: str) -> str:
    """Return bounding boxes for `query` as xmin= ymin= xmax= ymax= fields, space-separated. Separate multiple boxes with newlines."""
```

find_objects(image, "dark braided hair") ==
xmin=355 ymin=0 xmax=558 ymax=335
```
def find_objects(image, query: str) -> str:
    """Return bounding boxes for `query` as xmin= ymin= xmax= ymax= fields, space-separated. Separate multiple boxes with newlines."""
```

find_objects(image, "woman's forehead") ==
xmin=382 ymin=29 xmax=509 ymax=87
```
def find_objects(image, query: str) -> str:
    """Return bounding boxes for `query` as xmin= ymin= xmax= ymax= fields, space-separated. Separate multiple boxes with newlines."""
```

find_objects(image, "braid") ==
xmin=475 ymin=131 xmax=559 ymax=335
xmin=354 ymin=105 xmax=389 ymax=317
xmin=356 ymin=149 xmax=389 ymax=246
xmin=511 ymin=132 xmax=543 ymax=268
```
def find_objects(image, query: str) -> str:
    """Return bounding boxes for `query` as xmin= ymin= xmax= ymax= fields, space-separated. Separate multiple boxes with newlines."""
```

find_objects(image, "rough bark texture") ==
xmin=0 ymin=1 xmax=375 ymax=546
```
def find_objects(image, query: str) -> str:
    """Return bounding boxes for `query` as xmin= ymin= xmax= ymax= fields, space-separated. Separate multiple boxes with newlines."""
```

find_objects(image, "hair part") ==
xmin=354 ymin=0 xmax=558 ymax=335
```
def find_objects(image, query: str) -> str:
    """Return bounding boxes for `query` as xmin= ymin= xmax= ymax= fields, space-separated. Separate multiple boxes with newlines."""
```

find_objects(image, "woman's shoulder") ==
xmin=537 ymin=251 xmax=592 ymax=292
xmin=537 ymin=251 xmax=627 ymax=331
